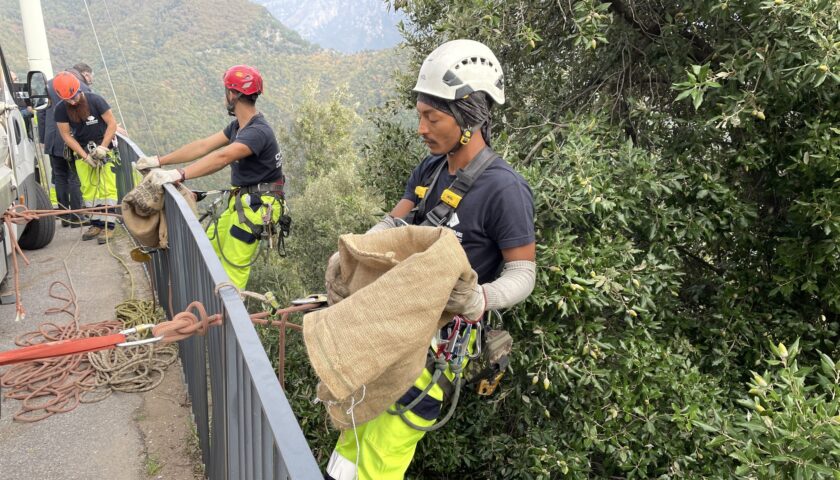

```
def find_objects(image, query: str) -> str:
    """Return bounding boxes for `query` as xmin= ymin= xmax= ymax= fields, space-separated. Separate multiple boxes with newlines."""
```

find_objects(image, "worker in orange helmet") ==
xmin=53 ymin=71 xmax=120 ymax=244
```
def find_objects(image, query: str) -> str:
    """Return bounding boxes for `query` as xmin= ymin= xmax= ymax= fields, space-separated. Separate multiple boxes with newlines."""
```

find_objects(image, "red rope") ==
xmin=0 ymin=334 xmax=126 ymax=366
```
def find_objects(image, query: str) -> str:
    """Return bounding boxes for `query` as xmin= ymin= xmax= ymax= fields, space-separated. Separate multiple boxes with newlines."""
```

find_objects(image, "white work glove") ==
xmin=82 ymin=153 xmax=100 ymax=168
xmin=91 ymin=145 xmax=109 ymax=162
xmin=324 ymin=251 xmax=350 ymax=306
xmin=445 ymin=275 xmax=485 ymax=321
xmin=146 ymin=168 xmax=182 ymax=187
xmin=135 ymin=155 xmax=160 ymax=171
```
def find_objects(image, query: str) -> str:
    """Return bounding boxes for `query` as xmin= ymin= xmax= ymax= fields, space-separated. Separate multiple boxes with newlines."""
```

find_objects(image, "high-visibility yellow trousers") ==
xmin=75 ymin=153 xmax=119 ymax=227
xmin=327 ymin=332 xmax=476 ymax=480
xmin=206 ymin=192 xmax=282 ymax=289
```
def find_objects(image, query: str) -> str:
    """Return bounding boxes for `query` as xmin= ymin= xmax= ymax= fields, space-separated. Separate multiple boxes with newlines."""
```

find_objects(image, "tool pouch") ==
xmin=467 ymin=327 xmax=513 ymax=396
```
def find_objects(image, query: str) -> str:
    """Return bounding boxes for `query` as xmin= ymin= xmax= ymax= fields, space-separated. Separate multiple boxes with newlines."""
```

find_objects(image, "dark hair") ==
xmin=227 ymin=89 xmax=259 ymax=105
xmin=240 ymin=93 xmax=259 ymax=105
xmin=72 ymin=63 xmax=92 ymax=75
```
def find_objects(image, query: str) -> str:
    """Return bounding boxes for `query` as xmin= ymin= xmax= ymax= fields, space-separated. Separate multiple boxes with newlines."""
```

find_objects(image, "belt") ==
xmin=234 ymin=177 xmax=285 ymax=196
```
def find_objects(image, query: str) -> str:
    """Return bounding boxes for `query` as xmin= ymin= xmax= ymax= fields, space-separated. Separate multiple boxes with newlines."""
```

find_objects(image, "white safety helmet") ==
xmin=413 ymin=39 xmax=505 ymax=105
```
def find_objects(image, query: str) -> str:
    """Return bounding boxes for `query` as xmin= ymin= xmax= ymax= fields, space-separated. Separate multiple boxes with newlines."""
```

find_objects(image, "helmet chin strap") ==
xmin=226 ymin=91 xmax=241 ymax=117
xmin=446 ymin=105 xmax=475 ymax=155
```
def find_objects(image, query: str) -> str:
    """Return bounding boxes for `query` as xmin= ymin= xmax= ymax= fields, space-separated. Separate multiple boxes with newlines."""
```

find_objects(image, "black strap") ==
xmin=410 ymin=147 xmax=499 ymax=227
xmin=233 ymin=190 xmax=263 ymax=237
xmin=404 ymin=157 xmax=447 ymax=225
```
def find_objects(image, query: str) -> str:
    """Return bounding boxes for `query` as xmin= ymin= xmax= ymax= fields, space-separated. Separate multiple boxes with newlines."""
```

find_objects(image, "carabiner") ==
xmin=117 ymin=324 xmax=163 ymax=347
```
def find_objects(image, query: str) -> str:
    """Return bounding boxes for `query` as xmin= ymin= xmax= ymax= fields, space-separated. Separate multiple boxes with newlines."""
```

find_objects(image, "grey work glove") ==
xmin=445 ymin=273 xmax=485 ymax=321
xmin=90 ymin=145 xmax=109 ymax=162
xmin=325 ymin=251 xmax=350 ymax=306
xmin=135 ymin=155 xmax=160 ymax=171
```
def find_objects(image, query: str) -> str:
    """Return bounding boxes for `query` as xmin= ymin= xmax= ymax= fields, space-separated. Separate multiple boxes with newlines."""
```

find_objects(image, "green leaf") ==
xmin=675 ymin=89 xmax=693 ymax=102
xmin=692 ymin=90 xmax=704 ymax=110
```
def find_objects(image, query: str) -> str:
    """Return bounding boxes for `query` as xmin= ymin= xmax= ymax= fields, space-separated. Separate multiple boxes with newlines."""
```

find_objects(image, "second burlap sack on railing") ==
xmin=304 ymin=226 xmax=476 ymax=429
xmin=122 ymin=177 xmax=197 ymax=249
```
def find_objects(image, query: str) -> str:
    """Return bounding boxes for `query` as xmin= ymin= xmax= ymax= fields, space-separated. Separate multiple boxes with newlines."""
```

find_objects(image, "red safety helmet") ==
xmin=223 ymin=65 xmax=263 ymax=96
xmin=54 ymin=71 xmax=81 ymax=100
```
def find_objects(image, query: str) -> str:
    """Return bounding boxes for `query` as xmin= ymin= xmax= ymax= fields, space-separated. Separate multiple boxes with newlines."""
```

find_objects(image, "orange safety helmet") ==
xmin=223 ymin=65 xmax=263 ymax=96
xmin=53 ymin=71 xmax=81 ymax=100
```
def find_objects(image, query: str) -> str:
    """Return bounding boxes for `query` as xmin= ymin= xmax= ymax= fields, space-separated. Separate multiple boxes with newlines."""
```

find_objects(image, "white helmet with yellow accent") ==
xmin=413 ymin=39 xmax=505 ymax=105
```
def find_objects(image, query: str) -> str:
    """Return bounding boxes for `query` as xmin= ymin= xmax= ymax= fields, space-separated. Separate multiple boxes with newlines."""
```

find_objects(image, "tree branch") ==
xmin=603 ymin=0 xmax=715 ymax=63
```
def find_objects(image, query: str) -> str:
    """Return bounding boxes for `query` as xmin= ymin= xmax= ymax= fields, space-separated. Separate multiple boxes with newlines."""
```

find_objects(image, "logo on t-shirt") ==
xmin=447 ymin=213 xmax=460 ymax=228
xmin=275 ymin=152 xmax=283 ymax=169
xmin=85 ymin=115 xmax=98 ymax=126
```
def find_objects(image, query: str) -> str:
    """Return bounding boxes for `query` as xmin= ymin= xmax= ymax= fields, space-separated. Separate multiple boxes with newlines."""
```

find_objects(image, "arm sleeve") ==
xmin=483 ymin=260 xmax=537 ymax=310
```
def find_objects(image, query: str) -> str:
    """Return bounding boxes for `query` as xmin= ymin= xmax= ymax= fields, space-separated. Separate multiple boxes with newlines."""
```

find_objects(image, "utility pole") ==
xmin=19 ymin=0 xmax=53 ymax=78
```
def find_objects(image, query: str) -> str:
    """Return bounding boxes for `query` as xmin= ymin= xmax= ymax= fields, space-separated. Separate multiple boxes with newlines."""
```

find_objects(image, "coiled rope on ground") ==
xmin=0 ymin=286 xmax=176 ymax=422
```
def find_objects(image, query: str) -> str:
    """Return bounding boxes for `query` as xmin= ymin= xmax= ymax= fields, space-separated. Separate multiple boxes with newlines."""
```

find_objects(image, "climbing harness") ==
xmin=403 ymin=146 xmax=500 ymax=227
xmin=202 ymin=178 xmax=292 ymax=268
xmin=232 ymin=179 xmax=291 ymax=253
xmin=387 ymin=314 xmax=483 ymax=432
xmin=388 ymin=309 xmax=513 ymax=431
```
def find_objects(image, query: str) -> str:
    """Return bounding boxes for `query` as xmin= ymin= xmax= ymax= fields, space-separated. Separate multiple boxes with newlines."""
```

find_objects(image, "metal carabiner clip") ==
xmin=117 ymin=324 xmax=164 ymax=347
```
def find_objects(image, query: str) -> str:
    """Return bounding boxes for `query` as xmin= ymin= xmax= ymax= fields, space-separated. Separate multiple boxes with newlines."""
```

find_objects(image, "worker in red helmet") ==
xmin=53 ymin=70 xmax=120 ymax=244
xmin=138 ymin=65 xmax=286 ymax=288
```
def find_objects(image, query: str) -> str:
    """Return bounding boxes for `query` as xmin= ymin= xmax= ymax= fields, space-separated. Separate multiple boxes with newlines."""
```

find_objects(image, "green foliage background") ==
xmin=263 ymin=0 xmax=840 ymax=478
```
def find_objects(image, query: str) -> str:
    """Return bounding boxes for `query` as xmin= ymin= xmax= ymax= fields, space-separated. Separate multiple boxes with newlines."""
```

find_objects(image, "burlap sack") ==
xmin=122 ymin=177 xmax=196 ymax=248
xmin=304 ymin=226 xmax=476 ymax=429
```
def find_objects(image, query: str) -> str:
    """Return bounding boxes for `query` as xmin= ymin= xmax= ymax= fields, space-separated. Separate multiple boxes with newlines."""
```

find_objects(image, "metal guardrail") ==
xmin=114 ymin=132 xmax=140 ymax=201
xmin=115 ymin=137 xmax=320 ymax=479
xmin=150 ymin=186 xmax=321 ymax=480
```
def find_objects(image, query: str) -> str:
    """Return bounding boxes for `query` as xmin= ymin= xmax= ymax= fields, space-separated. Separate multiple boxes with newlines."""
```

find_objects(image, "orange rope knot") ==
xmin=152 ymin=301 xmax=223 ymax=343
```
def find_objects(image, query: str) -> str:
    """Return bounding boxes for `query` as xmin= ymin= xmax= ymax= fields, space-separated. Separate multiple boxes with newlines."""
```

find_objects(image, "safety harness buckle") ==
xmin=440 ymin=188 xmax=462 ymax=208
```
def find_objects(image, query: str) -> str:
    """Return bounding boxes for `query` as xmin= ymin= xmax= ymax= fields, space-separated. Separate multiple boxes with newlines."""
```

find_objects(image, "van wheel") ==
xmin=18 ymin=183 xmax=56 ymax=250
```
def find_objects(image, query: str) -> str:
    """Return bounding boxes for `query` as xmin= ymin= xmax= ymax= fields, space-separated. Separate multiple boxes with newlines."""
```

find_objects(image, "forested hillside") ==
xmin=0 ymin=0 xmax=404 ymax=159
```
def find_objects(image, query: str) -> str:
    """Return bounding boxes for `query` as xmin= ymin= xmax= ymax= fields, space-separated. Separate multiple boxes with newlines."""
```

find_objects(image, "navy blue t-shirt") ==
xmin=53 ymin=92 xmax=110 ymax=148
xmin=403 ymin=153 xmax=535 ymax=284
xmin=222 ymin=113 xmax=283 ymax=187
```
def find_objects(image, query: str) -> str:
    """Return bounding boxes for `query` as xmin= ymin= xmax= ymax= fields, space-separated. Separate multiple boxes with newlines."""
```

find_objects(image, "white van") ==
xmin=0 ymin=42 xmax=54 ymax=283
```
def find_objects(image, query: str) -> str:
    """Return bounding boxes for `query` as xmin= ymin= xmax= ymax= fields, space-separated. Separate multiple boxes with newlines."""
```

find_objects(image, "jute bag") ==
xmin=122 ymin=177 xmax=196 ymax=248
xmin=304 ymin=226 xmax=475 ymax=429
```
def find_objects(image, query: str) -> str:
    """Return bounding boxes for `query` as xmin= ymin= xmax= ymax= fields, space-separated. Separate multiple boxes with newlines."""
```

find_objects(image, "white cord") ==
xmin=345 ymin=385 xmax=366 ymax=480
xmin=315 ymin=385 xmax=367 ymax=480
xmin=99 ymin=0 xmax=162 ymax=155
xmin=81 ymin=0 xmax=128 ymax=131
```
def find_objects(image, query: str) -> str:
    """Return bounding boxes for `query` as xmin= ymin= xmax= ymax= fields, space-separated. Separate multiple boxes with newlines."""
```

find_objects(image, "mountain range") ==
xmin=251 ymin=0 xmax=404 ymax=53
xmin=0 ymin=0 xmax=405 ymax=157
